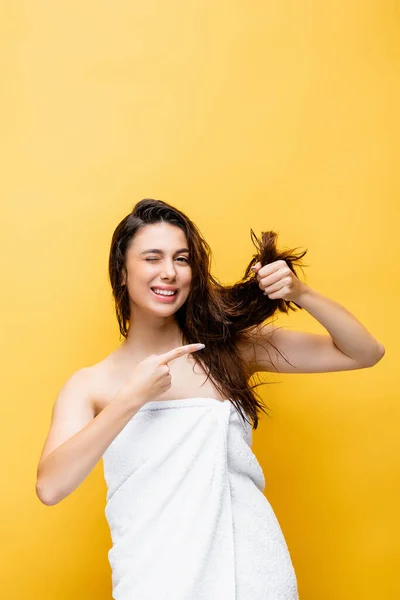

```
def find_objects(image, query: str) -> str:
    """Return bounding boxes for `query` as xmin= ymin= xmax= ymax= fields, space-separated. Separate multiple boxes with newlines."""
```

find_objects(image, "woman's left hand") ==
xmin=251 ymin=260 xmax=308 ymax=303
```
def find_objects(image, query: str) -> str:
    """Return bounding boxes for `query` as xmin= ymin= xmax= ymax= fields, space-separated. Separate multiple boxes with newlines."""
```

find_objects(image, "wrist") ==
xmin=294 ymin=283 xmax=313 ymax=306
xmin=115 ymin=388 xmax=147 ymax=412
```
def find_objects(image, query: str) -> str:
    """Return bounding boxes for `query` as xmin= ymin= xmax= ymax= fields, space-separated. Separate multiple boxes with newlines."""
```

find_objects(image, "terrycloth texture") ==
xmin=102 ymin=397 xmax=299 ymax=600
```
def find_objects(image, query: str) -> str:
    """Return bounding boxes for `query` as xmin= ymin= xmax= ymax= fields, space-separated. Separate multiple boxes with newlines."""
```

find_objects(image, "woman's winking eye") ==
xmin=145 ymin=257 xmax=189 ymax=263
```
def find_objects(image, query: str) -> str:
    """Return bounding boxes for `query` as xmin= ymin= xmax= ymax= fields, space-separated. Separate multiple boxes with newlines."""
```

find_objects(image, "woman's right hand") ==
xmin=117 ymin=343 xmax=205 ymax=407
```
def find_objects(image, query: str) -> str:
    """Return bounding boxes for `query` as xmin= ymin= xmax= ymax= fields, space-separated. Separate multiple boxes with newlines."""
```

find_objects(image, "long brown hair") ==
xmin=108 ymin=198 xmax=308 ymax=429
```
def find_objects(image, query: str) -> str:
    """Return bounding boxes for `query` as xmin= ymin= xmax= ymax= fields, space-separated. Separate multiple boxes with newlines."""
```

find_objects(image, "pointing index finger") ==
xmin=158 ymin=344 xmax=205 ymax=365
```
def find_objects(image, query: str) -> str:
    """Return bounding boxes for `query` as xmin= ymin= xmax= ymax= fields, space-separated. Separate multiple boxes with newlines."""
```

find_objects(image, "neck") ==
xmin=120 ymin=310 xmax=184 ymax=357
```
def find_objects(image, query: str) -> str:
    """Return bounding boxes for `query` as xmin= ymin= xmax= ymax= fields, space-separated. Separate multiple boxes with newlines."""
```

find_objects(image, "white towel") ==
xmin=102 ymin=397 xmax=299 ymax=599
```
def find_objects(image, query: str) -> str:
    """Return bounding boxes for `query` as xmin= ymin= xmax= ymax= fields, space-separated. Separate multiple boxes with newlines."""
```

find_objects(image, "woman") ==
xmin=36 ymin=198 xmax=385 ymax=599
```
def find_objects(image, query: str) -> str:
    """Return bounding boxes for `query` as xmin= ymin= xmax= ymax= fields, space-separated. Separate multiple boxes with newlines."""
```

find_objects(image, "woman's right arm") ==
xmin=36 ymin=343 xmax=205 ymax=506
xmin=35 ymin=368 xmax=145 ymax=506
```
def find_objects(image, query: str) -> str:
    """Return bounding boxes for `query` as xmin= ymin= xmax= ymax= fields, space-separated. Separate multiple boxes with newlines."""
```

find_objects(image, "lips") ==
xmin=151 ymin=287 xmax=178 ymax=294
xmin=150 ymin=288 xmax=178 ymax=300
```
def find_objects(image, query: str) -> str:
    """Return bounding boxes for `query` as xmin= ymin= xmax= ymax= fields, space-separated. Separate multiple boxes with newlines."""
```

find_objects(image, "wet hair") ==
xmin=108 ymin=198 xmax=308 ymax=430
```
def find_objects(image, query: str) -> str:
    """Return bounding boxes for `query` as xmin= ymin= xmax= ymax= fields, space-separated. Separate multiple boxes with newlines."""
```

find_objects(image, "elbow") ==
xmin=36 ymin=479 xmax=58 ymax=506
xmin=364 ymin=344 xmax=386 ymax=367
xmin=374 ymin=343 xmax=385 ymax=363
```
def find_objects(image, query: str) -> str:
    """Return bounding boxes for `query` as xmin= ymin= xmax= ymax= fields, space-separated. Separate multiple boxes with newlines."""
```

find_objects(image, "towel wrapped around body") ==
xmin=102 ymin=397 xmax=299 ymax=600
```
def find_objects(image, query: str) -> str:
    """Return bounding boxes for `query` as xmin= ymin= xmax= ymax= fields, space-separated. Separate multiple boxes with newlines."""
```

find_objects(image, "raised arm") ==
xmin=245 ymin=260 xmax=385 ymax=373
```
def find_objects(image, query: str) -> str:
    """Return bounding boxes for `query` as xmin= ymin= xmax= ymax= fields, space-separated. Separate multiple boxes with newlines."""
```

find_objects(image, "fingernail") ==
xmin=196 ymin=343 xmax=205 ymax=348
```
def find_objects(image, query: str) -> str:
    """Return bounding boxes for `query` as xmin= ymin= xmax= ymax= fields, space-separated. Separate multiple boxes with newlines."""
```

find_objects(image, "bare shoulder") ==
xmin=37 ymin=366 xmax=97 ymax=468
xmin=83 ymin=351 xmax=128 ymax=416
xmin=37 ymin=353 xmax=120 ymax=470
xmin=58 ymin=350 xmax=120 ymax=413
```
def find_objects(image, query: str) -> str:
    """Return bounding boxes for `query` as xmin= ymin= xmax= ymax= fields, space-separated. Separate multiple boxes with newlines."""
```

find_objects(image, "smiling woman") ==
xmin=97 ymin=197 xmax=310 ymax=598
xmin=107 ymin=198 xmax=310 ymax=429
xmin=37 ymin=197 xmax=383 ymax=599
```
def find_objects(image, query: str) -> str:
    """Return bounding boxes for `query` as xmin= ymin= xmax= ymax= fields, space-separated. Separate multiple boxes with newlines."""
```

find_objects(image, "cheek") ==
xmin=126 ymin=268 xmax=151 ymax=289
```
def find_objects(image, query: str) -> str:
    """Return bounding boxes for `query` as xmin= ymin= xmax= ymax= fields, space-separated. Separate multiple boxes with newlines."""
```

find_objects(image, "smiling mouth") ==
xmin=150 ymin=288 xmax=179 ymax=297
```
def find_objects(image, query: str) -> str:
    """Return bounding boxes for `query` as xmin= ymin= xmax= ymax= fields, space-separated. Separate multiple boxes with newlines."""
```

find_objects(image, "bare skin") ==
xmin=36 ymin=222 xmax=241 ymax=505
xmin=37 ymin=219 xmax=384 ymax=506
xmin=89 ymin=221 xmax=231 ymax=414
xmin=87 ymin=345 xmax=228 ymax=418
xmin=36 ymin=343 xmax=210 ymax=505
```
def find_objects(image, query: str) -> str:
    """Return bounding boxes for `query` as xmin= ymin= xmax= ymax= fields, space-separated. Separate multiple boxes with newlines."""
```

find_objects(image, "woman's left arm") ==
xmin=290 ymin=286 xmax=385 ymax=365
xmin=249 ymin=260 xmax=385 ymax=371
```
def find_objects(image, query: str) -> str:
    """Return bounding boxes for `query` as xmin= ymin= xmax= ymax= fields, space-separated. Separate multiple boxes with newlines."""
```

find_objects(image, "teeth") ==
xmin=153 ymin=289 xmax=176 ymax=296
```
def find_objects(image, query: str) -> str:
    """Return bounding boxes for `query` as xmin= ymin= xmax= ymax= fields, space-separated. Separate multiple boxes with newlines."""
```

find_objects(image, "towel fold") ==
xmin=102 ymin=397 xmax=298 ymax=600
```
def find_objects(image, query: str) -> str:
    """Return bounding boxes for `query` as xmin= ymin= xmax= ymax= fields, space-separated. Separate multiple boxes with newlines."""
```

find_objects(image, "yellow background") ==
xmin=1 ymin=1 xmax=398 ymax=598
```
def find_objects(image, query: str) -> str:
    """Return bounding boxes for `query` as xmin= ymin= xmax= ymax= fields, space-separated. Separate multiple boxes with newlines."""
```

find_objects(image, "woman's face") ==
xmin=123 ymin=222 xmax=193 ymax=314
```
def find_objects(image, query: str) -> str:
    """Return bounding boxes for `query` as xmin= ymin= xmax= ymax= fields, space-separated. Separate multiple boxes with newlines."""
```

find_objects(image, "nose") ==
xmin=160 ymin=260 xmax=177 ymax=280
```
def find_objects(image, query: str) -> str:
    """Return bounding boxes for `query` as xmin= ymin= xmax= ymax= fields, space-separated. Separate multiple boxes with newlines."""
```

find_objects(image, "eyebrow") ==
xmin=139 ymin=248 xmax=190 ymax=256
